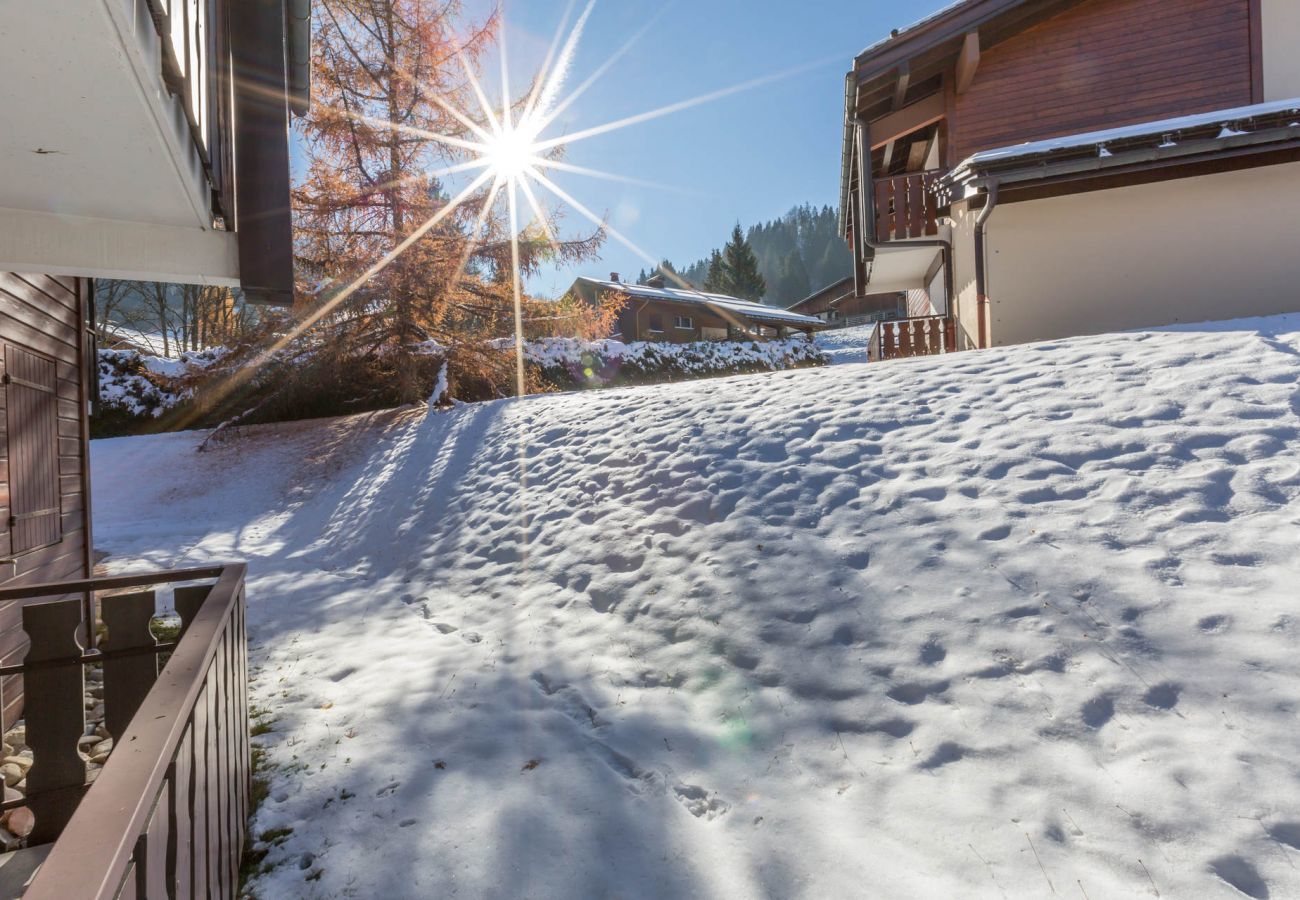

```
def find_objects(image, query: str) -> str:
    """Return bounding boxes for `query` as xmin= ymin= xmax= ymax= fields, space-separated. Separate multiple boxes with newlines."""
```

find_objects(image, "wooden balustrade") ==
xmin=0 ymin=564 xmax=248 ymax=899
xmin=874 ymin=171 xmax=943 ymax=241
xmin=878 ymin=316 xmax=958 ymax=360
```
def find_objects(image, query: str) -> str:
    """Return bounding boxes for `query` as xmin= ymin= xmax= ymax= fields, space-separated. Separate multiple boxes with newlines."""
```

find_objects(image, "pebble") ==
xmin=0 ymin=765 xmax=20 ymax=788
xmin=6 ymin=807 xmax=33 ymax=838
xmin=4 ymin=756 xmax=31 ymax=773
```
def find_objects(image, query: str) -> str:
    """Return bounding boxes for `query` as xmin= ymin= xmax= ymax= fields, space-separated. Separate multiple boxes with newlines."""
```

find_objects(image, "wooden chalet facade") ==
xmin=0 ymin=1 xmax=308 ymax=895
xmin=572 ymin=276 xmax=825 ymax=343
xmin=842 ymin=0 xmax=1300 ymax=355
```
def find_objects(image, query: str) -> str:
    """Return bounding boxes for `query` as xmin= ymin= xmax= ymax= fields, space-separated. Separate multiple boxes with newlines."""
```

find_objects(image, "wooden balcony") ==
xmin=879 ymin=316 xmax=957 ymax=360
xmin=874 ymin=171 xmax=943 ymax=241
xmin=0 ymin=564 xmax=248 ymax=899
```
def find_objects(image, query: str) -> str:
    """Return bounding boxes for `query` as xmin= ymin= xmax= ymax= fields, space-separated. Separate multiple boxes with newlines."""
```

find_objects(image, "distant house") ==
xmin=788 ymin=276 xmax=907 ymax=326
xmin=571 ymin=275 xmax=825 ymax=342
xmin=840 ymin=0 xmax=1300 ymax=357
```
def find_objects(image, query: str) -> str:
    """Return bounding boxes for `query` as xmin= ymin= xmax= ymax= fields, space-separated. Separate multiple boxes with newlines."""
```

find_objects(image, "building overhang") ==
xmin=0 ymin=0 xmax=308 ymax=301
xmin=937 ymin=99 xmax=1300 ymax=204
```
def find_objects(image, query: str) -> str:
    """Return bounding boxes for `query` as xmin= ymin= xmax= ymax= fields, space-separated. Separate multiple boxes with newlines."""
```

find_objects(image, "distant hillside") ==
xmin=637 ymin=204 xmax=852 ymax=307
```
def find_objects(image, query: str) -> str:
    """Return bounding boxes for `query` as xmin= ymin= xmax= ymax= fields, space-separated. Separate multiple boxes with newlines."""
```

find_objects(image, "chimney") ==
xmin=610 ymin=272 xmax=621 ymax=283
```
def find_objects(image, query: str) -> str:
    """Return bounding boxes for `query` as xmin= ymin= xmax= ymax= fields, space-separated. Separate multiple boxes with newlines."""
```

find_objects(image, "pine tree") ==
xmin=702 ymin=250 xmax=727 ymax=293
xmin=721 ymin=225 xmax=766 ymax=301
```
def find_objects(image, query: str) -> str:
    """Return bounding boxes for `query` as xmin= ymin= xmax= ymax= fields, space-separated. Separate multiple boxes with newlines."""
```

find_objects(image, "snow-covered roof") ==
xmin=575 ymin=278 xmax=825 ymax=328
xmin=856 ymin=0 xmax=971 ymax=60
xmin=951 ymin=98 xmax=1300 ymax=176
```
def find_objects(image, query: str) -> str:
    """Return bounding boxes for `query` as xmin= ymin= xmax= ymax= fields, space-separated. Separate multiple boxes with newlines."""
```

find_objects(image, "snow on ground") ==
xmin=93 ymin=315 xmax=1300 ymax=899
xmin=815 ymin=322 xmax=877 ymax=364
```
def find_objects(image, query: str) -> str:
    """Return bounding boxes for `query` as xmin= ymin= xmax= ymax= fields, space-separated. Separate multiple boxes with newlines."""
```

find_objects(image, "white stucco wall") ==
xmin=1263 ymin=0 xmax=1300 ymax=102
xmin=974 ymin=161 xmax=1300 ymax=347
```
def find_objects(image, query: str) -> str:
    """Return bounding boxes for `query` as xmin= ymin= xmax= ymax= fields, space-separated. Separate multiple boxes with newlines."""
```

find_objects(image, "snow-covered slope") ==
xmin=93 ymin=315 xmax=1300 ymax=899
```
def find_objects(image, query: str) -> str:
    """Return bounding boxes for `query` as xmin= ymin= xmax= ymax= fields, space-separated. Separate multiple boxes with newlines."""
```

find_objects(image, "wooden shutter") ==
xmin=4 ymin=345 xmax=62 ymax=555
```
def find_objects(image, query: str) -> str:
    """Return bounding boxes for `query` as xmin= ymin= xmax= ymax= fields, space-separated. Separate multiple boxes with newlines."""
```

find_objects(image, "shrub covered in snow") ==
xmin=95 ymin=335 xmax=827 ymax=436
xmin=96 ymin=350 xmax=188 ymax=420
xmin=523 ymin=336 xmax=828 ymax=390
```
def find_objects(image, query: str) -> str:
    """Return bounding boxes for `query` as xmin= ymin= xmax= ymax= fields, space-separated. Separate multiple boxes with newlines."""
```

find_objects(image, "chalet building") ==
xmin=572 ymin=275 xmax=825 ymax=342
xmin=787 ymin=276 xmax=907 ymax=326
xmin=841 ymin=0 xmax=1300 ymax=357
xmin=0 ymin=2 xmax=307 ymax=895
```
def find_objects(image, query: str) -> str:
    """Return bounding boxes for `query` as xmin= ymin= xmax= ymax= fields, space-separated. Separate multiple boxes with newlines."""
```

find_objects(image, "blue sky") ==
xmin=298 ymin=1 xmax=950 ymax=298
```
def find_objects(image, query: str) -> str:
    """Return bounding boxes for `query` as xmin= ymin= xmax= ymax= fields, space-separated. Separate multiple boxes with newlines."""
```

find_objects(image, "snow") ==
xmin=92 ymin=313 xmax=1300 ymax=898
xmin=956 ymin=97 xmax=1300 ymax=172
xmin=815 ymin=323 xmax=878 ymax=365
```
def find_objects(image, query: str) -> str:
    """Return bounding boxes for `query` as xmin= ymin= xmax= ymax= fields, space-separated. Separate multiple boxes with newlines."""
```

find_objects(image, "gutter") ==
xmin=853 ymin=117 xmax=954 ymax=320
xmin=972 ymin=181 xmax=998 ymax=350
xmin=839 ymin=72 xmax=858 ymax=237
xmin=287 ymin=0 xmax=312 ymax=116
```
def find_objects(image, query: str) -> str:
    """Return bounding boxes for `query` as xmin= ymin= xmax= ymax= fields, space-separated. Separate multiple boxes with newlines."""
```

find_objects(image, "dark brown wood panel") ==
xmin=0 ymin=273 xmax=92 ymax=729
xmin=950 ymin=0 xmax=1254 ymax=164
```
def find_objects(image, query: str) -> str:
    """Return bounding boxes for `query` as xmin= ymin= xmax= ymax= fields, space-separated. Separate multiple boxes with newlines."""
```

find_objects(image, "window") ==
xmin=4 ymin=345 xmax=63 ymax=555
xmin=674 ymin=316 xmax=693 ymax=330
xmin=648 ymin=314 xmax=664 ymax=333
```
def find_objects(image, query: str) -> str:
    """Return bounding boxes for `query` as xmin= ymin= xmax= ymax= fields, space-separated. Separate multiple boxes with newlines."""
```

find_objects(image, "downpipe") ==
xmin=972 ymin=181 xmax=1000 ymax=350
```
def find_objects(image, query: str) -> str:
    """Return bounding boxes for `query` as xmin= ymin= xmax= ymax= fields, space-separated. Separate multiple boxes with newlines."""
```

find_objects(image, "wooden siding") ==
xmin=0 ymin=273 xmax=92 ymax=728
xmin=950 ymin=0 xmax=1255 ymax=164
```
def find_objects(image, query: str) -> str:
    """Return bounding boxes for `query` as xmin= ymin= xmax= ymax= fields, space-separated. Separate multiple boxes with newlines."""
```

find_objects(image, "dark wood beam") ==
xmin=869 ymin=91 xmax=947 ymax=149
xmin=892 ymin=62 xmax=911 ymax=110
xmin=956 ymin=31 xmax=981 ymax=94
xmin=881 ymin=139 xmax=898 ymax=172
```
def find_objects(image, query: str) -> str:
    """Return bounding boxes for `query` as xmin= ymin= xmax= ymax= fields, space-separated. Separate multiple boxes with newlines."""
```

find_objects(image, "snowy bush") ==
xmin=96 ymin=350 xmax=188 ymax=419
xmin=523 ymin=336 xmax=828 ymax=390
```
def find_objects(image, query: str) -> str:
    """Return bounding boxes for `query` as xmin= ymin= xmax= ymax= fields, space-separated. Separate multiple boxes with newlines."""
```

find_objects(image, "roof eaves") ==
xmin=937 ymin=100 xmax=1300 ymax=200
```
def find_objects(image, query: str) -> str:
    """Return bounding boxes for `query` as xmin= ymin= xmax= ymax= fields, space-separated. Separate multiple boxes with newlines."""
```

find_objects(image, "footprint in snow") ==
xmin=1081 ymin=695 xmax=1115 ymax=728
xmin=1209 ymin=855 xmax=1270 ymax=899
xmin=1143 ymin=683 xmax=1181 ymax=710
xmin=674 ymin=784 xmax=729 ymax=821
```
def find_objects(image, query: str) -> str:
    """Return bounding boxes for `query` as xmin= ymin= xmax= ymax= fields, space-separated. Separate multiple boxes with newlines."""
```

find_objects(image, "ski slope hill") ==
xmin=93 ymin=315 xmax=1300 ymax=899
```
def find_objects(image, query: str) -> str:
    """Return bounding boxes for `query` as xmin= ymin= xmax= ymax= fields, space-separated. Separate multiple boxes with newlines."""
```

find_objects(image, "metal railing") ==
xmin=0 ymin=565 xmax=249 ymax=899
xmin=879 ymin=316 xmax=957 ymax=360
xmin=874 ymin=170 xmax=943 ymax=241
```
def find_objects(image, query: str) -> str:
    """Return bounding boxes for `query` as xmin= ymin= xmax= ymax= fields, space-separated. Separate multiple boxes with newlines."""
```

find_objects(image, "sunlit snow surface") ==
xmin=94 ymin=315 xmax=1300 ymax=899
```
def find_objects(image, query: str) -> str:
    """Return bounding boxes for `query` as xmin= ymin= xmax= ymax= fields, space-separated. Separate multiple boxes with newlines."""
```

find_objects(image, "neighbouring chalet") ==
xmin=571 ymin=275 xmax=825 ymax=342
xmin=842 ymin=0 xmax=1300 ymax=359
xmin=786 ymin=276 xmax=907 ymax=326
xmin=0 ymin=1 xmax=307 ymax=895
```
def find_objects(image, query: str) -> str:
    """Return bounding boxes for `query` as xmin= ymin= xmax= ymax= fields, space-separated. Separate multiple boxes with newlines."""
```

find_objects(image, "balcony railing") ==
xmin=874 ymin=171 xmax=943 ymax=241
xmin=0 ymin=564 xmax=248 ymax=899
xmin=879 ymin=316 xmax=957 ymax=360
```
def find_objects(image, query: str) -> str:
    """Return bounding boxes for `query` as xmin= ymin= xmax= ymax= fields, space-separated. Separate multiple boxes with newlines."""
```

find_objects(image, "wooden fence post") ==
xmin=103 ymin=592 xmax=160 ymax=743
xmin=23 ymin=599 xmax=87 ymax=844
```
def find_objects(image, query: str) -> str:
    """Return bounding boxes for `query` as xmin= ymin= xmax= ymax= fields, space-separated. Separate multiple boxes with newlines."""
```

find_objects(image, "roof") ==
xmin=941 ymin=98 xmax=1300 ymax=193
xmin=574 ymin=278 xmax=825 ymax=329
xmin=788 ymin=276 xmax=855 ymax=312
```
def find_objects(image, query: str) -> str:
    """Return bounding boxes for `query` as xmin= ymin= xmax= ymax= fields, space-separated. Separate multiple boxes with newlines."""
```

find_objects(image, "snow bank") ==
xmin=92 ymin=314 xmax=1300 ymax=898
xmin=521 ymin=335 xmax=828 ymax=386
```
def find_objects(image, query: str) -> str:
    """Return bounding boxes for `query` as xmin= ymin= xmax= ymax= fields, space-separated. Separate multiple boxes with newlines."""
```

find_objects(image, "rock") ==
xmin=94 ymin=723 xmax=110 ymax=740
xmin=4 ymin=756 xmax=31 ymax=773
xmin=4 ymin=787 xmax=20 ymax=805
xmin=78 ymin=734 xmax=98 ymax=750
xmin=0 ymin=743 xmax=11 ymax=757
xmin=0 ymin=827 xmax=20 ymax=852
xmin=5 ymin=727 xmax=24 ymax=747
xmin=6 ymin=807 xmax=33 ymax=838
xmin=0 ymin=765 xmax=21 ymax=788
xmin=86 ymin=668 xmax=103 ymax=683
